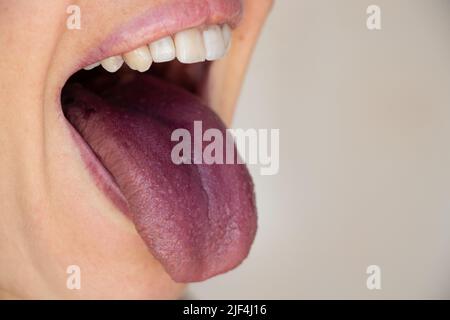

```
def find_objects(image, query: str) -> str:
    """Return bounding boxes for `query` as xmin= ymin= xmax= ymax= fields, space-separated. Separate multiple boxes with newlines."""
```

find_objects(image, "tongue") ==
xmin=62 ymin=73 xmax=257 ymax=282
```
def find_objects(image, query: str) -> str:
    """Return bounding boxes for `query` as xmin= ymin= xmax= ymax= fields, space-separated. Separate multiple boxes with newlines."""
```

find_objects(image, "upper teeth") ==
xmin=84 ymin=24 xmax=232 ymax=72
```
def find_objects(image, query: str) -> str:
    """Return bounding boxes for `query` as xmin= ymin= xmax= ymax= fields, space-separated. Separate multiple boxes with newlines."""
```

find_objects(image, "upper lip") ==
xmin=74 ymin=0 xmax=242 ymax=74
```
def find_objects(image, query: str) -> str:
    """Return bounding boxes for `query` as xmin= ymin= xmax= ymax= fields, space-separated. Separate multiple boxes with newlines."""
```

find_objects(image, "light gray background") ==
xmin=190 ymin=0 xmax=450 ymax=299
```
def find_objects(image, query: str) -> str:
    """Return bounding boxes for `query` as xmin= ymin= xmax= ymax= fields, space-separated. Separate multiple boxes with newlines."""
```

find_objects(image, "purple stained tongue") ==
xmin=63 ymin=73 xmax=257 ymax=282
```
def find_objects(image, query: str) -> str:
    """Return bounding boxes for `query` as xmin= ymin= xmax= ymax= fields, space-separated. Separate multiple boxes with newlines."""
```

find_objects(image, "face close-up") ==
xmin=0 ymin=0 xmax=273 ymax=299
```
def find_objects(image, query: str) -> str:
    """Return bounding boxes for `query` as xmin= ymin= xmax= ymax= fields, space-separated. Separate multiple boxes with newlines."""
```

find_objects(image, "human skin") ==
xmin=0 ymin=0 xmax=273 ymax=299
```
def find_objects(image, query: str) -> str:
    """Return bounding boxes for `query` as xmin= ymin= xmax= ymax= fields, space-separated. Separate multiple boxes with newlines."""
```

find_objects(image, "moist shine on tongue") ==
xmin=62 ymin=73 xmax=257 ymax=282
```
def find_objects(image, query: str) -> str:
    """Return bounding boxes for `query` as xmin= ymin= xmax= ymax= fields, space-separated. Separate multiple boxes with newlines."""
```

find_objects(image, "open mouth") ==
xmin=59 ymin=2 xmax=257 ymax=283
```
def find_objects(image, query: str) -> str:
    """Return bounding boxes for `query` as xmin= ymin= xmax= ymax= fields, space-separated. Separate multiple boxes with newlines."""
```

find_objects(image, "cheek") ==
xmin=206 ymin=0 xmax=273 ymax=124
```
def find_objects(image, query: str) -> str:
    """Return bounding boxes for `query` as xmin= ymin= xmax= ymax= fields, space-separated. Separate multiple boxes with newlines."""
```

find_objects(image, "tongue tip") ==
xmin=168 ymin=231 xmax=257 ymax=283
xmin=138 ymin=189 xmax=258 ymax=283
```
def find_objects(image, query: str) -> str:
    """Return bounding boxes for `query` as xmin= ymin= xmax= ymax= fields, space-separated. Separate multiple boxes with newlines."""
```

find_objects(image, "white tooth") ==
xmin=174 ymin=28 xmax=206 ymax=64
xmin=222 ymin=24 xmax=232 ymax=52
xmin=101 ymin=55 xmax=124 ymax=73
xmin=83 ymin=62 xmax=100 ymax=70
xmin=149 ymin=36 xmax=176 ymax=63
xmin=123 ymin=46 xmax=153 ymax=72
xmin=203 ymin=25 xmax=226 ymax=61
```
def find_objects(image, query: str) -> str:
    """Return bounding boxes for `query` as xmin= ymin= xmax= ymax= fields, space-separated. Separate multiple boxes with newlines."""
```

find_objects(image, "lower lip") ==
xmin=82 ymin=0 xmax=243 ymax=68
xmin=65 ymin=118 xmax=132 ymax=219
